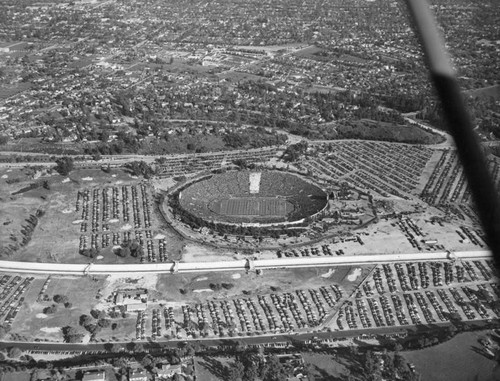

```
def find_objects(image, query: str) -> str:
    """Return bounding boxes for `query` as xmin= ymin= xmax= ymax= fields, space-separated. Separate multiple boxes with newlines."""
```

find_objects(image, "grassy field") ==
xmin=195 ymin=356 xmax=234 ymax=381
xmin=154 ymin=266 xmax=363 ymax=305
xmin=14 ymin=275 xmax=105 ymax=341
xmin=403 ymin=331 xmax=500 ymax=381
xmin=0 ymin=372 xmax=30 ymax=381
xmin=0 ymin=166 xmax=170 ymax=263
xmin=465 ymin=84 xmax=500 ymax=100
xmin=302 ymin=353 xmax=350 ymax=380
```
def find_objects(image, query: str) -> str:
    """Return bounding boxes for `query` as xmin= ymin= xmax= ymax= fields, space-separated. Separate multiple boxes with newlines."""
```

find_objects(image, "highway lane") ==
xmin=0 ymin=250 xmax=491 ymax=276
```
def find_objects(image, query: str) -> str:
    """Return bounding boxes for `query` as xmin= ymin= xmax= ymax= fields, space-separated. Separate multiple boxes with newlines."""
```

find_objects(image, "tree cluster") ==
xmin=115 ymin=239 xmax=144 ymax=258
xmin=54 ymin=156 xmax=74 ymax=176
xmin=61 ymin=326 xmax=83 ymax=343
xmin=80 ymin=247 xmax=100 ymax=258
xmin=124 ymin=161 xmax=155 ymax=179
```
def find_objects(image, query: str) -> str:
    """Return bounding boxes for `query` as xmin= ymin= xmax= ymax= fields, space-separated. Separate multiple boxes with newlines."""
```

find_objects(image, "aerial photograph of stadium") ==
xmin=0 ymin=0 xmax=499 ymax=380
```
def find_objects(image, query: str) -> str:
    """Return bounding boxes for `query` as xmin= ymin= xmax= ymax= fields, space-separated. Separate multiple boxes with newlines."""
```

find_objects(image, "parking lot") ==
xmin=0 ymin=275 xmax=34 ymax=329
xmin=335 ymin=259 xmax=499 ymax=331
xmin=76 ymin=183 xmax=169 ymax=262
xmin=300 ymin=141 xmax=433 ymax=198
xmin=120 ymin=259 xmax=500 ymax=341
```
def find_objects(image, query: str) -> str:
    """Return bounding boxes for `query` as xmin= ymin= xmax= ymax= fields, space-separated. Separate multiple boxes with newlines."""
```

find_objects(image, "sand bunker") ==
xmin=109 ymin=218 xmax=119 ymax=223
xmin=196 ymin=277 xmax=208 ymax=282
xmin=82 ymin=177 xmax=93 ymax=181
xmin=61 ymin=178 xmax=70 ymax=183
xmin=1 ymin=174 xmax=8 ymax=179
xmin=121 ymin=224 xmax=132 ymax=230
xmin=104 ymin=274 xmax=159 ymax=296
xmin=40 ymin=327 xmax=61 ymax=333
xmin=62 ymin=208 xmax=73 ymax=214
xmin=231 ymin=273 xmax=242 ymax=279
xmin=72 ymin=219 xmax=84 ymax=224
xmin=154 ymin=234 xmax=166 ymax=239
xmin=96 ymin=255 xmax=103 ymax=260
xmin=193 ymin=289 xmax=213 ymax=293
xmin=36 ymin=313 xmax=47 ymax=319
xmin=321 ymin=269 xmax=336 ymax=278
xmin=347 ymin=268 xmax=362 ymax=281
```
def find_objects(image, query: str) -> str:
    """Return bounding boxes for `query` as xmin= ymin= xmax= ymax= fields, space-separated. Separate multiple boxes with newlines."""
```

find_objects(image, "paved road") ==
xmin=0 ymin=325 xmax=423 ymax=354
xmin=0 ymin=250 xmax=491 ymax=276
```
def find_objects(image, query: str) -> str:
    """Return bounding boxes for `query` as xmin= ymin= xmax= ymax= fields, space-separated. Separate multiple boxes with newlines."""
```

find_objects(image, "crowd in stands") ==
xmin=177 ymin=170 xmax=327 ymax=226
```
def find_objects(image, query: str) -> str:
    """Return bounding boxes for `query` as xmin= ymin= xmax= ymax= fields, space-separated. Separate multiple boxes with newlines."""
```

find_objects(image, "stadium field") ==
xmin=211 ymin=197 xmax=294 ymax=217
xmin=177 ymin=170 xmax=327 ymax=225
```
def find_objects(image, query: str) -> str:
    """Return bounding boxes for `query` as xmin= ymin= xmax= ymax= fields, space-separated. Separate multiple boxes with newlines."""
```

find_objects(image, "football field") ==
xmin=216 ymin=197 xmax=293 ymax=217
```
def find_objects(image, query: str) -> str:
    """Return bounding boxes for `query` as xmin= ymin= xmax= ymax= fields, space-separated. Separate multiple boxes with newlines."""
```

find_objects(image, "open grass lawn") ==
xmin=13 ymin=276 xmax=105 ymax=341
xmin=0 ymin=168 xmax=49 ymax=258
xmin=0 ymin=167 xmax=169 ymax=264
xmin=94 ymin=314 xmax=138 ymax=343
xmin=465 ymin=84 xmax=500 ymax=100
xmin=0 ymin=372 xmax=31 ymax=381
xmin=404 ymin=331 xmax=500 ymax=381
xmin=195 ymin=356 xmax=234 ymax=381
xmin=302 ymin=353 xmax=350 ymax=381
xmin=155 ymin=266 xmax=366 ymax=306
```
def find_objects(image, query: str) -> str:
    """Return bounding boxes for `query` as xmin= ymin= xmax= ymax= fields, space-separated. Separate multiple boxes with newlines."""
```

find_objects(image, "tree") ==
xmin=263 ymin=355 xmax=287 ymax=381
xmin=185 ymin=344 xmax=196 ymax=357
xmin=100 ymin=130 xmax=110 ymax=143
xmin=80 ymin=247 xmax=99 ymax=258
xmin=108 ymin=343 xmax=123 ymax=353
xmin=54 ymin=157 xmax=74 ymax=176
xmin=0 ymin=325 xmax=9 ymax=339
xmin=117 ymin=246 xmax=130 ymax=257
xmin=8 ymin=347 xmax=22 ymax=358
xmin=112 ymin=357 xmax=128 ymax=368
xmin=43 ymin=305 xmax=57 ymax=314
xmin=98 ymin=318 xmax=111 ymax=328
xmin=53 ymin=294 xmax=69 ymax=304
xmin=394 ymin=353 xmax=407 ymax=372
xmin=227 ymin=360 xmax=245 ymax=381
xmin=243 ymin=361 xmax=259 ymax=381
xmin=90 ymin=309 xmax=106 ymax=320
xmin=79 ymin=314 xmax=93 ymax=326
xmin=127 ymin=342 xmax=144 ymax=353
xmin=62 ymin=326 xmax=83 ymax=343
xmin=140 ymin=354 xmax=155 ymax=369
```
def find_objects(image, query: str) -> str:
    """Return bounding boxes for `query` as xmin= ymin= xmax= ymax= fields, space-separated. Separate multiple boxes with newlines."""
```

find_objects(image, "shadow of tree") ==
xmin=310 ymin=364 xmax=346 ymax=381
xmin=198 ymin=355 xmax=230 ymax=381
xmin=470 ymin=345 xmax=495 ymax=360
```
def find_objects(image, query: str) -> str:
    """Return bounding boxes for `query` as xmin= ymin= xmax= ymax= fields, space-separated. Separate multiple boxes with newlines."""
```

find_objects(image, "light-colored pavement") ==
xmin=0 ymin=250 xmax=490 ymax=276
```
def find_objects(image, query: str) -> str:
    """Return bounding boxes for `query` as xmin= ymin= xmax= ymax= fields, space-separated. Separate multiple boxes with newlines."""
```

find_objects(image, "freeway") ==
xmin=0 ymin=250 xmax=491 ymax=276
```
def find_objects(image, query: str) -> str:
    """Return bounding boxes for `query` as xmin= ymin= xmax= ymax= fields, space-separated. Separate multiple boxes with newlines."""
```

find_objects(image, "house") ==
xmin=115 ymin=289 xmax=149 ymax=305
xmin=155 ymin=364 xmax=182 ymax=379
xmin=82 ymin=370 xmax=106 ymax=381
xmin=129 ymin=368 xmax=148 ymax=381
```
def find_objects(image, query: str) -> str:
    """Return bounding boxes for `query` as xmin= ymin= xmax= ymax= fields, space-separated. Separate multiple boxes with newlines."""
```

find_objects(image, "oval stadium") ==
xmin=176 ymin=171 xmax=328 ymax=226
